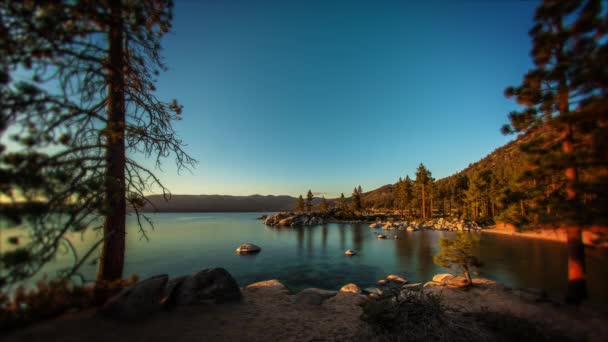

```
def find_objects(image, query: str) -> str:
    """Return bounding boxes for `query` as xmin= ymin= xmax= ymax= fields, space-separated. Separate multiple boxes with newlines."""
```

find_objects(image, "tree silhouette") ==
xmin=0 ymin=0 xmax=195 ymax=289
xmin=338 ymin=193 xmax=347 ymax=212
xmin=320 ymin=196 xmax=328 ymax=214
xmin=434 ymin=233 xmax=482 ymax=287
xmin=503 ymin=0 xmax=607 ymax=303
xmin=351 ymin=187 xmax=362 ymax=213
xmin=415 ymin=163 xmax=431 ymax=219
xmin=296 ymin=195 xmax=305 ymax=213
xmin=306 ymin=189 xmax=313 ymax=213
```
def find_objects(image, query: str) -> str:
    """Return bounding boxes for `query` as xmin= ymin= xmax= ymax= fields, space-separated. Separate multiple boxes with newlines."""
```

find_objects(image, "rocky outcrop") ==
xmin=368 ymin=218 xmax=483 ymax=232
xmin=264 ymin=212 xmax=326 ymax=227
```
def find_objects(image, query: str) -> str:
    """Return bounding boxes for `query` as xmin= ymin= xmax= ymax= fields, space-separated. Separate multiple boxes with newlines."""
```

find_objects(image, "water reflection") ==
xmin=6 ymin=213 xmax=608 ymax=307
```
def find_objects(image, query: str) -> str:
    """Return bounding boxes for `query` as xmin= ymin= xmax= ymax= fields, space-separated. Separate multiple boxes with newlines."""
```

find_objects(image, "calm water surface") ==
xmin=4 ymin=212 xmax=608 ymax=306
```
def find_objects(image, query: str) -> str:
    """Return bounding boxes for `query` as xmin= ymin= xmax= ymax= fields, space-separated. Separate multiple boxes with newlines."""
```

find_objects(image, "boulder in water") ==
xmin=236 ymin=243 xmax=261 ymax=254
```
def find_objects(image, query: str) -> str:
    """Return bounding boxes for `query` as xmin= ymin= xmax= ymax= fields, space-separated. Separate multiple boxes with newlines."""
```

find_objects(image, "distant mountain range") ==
xmin=143 ymin=137 xmax=523 ymax=213
xmin=142 ymin=194 xmax=307 ymax=213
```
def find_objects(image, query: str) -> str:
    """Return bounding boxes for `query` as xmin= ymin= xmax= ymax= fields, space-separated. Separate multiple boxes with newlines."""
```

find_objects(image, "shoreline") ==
xmin=481 ymin=224 xmax=607 ymax=248
xmin=6 ymin=274 xmax=608 ymax=342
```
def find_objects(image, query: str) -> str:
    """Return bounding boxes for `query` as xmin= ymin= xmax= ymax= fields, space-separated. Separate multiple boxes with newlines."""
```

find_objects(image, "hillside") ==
xmin=359 ymin=136 xmax=527 ymax=212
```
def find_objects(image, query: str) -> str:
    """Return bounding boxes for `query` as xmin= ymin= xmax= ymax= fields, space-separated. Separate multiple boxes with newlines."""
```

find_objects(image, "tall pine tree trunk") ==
xmin=563 ymin=122 xmax=587 ymax=304
xmin=97 ymin=0 xmax=126 ymax=282
xmin=421 ymin=185 xmax=426 ymax=219
xmin=557 ymin=27 xmax=587 ymax=300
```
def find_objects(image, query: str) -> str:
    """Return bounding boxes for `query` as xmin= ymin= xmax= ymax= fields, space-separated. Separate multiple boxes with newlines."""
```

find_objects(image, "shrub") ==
xmin=0 ymin=275 xmax=138 ymax=332
xmin=360 ymin=290 xmax=488 ymax=342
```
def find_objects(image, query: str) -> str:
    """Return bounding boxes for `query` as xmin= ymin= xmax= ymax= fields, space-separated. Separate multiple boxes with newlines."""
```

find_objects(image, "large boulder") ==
xmin=167 ymin=268 xmax=241 ymax=306
xmin=99 ymin=275 xmax=168 ymax=320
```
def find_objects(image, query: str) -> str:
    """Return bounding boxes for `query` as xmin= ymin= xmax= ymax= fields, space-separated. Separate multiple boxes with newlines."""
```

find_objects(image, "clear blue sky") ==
xmin=143 ymin=0 xmax=537 ymax=198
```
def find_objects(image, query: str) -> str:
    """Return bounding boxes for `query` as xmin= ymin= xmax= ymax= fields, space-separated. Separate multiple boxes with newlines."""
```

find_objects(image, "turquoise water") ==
xmin=3 ymin=212 xmax=607 ymax=305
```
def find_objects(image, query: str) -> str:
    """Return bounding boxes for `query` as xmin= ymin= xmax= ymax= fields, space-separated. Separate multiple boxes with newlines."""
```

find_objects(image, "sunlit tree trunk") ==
xmin=559 ymin=27 xmax=586 ymax=301
xmin=421 ymin=184 xmax=426 ymax=219
xmin=97 ymin=0 xmax=126 ymax=282
xmin=562 ymin=122 xmax=587 ymax=303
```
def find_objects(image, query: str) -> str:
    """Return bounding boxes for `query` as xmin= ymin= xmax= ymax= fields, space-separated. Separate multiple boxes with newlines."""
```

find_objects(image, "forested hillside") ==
xmin=359 ymin=136 xmax=530 ymax=224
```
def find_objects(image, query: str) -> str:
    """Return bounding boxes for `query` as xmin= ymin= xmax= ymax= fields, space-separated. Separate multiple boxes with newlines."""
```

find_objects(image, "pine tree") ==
xmin=338 ymin=193 xmax=347 ymax=212
xmin=434 ymin=233 xmax=482 ymax=287
xmin=415 ymin=163 xmax=432 ymax=219
xmin=0 ymin=0 xmax=195 ymax=288
xmin=306 ymin=189 xmax=314 ymax=212
xmin=351 ymin=187 xmax=362 ymax=213
xmin=403 ymin=176 xmax=413 ymax=217
xmin=320 ymin=196 xmax=328 ymax=214
xmin=503 ymin=0 xmax=607 ymax=304
xmin=295 ymin=195 xmax=305 ymax=213
xmin=394 ymin=177 xmax=404 ymax=215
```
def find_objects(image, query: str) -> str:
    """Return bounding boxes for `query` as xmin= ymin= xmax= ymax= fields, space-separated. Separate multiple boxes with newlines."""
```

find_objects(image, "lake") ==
xmin=3 ymin=212 xmax=608 ymax=306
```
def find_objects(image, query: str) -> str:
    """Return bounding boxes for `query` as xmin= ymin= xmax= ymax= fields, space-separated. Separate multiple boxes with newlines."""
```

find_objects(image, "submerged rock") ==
xmin=344 ymin=249 xmax=357 ymax=256
xmin=377 ymin=234 xmax=387 ymax=239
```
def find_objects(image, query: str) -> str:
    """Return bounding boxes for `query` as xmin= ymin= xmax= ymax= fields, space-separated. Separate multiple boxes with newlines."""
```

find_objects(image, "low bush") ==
xmin=0 ymin=275 xmax=138 ymax=332
xmin=360 ymin=290 xmax=488 ymax=342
